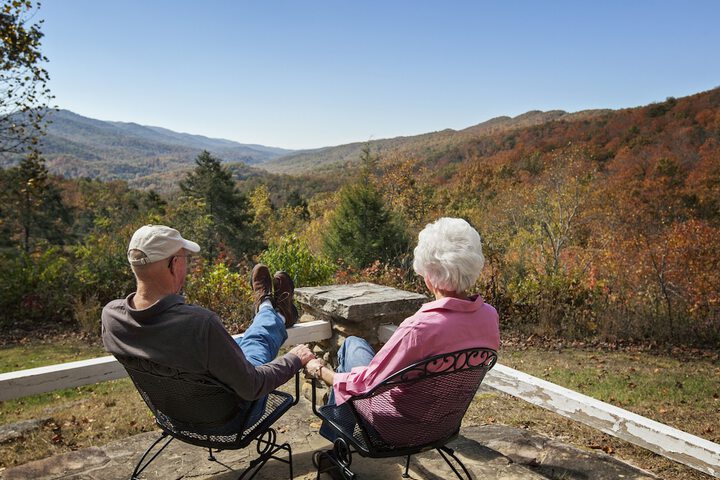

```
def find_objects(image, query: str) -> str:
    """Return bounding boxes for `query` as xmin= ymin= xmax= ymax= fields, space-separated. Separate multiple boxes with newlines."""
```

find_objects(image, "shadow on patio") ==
xmin=1 ymin=391 xmax=657 ymax=480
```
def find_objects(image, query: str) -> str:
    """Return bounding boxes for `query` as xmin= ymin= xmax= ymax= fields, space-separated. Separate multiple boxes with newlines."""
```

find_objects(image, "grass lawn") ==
xmin=0 ymin=337 xmax=159 ymax=469
xmin=0 ymin=335 xmax=718 ymax=479
xmin=466 ymin=338 xmax=719 ymax=480
xmin=0 ymin=339 xmax=106 ymax=374
xmin=499 ymin=344 xmax=720 ymax=438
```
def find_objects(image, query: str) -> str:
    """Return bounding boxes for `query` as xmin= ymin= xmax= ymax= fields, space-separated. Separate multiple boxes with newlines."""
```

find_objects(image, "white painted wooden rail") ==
xmin=485 ymin=363 xmax=719 ymax=478
xmin=1 ymin=320 xmax=718 ymax=477
xmin=0 ymin=319 xmax=332 ymax=402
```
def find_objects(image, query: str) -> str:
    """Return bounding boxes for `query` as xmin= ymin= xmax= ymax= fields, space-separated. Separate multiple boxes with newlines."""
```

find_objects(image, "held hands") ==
xmin=304 ymin=358 xmax=327 ymax=379
xmin=304 ymin=358 xmax=333 ymax=387
xmin=289 ymin=344 xmax=315 ymax=366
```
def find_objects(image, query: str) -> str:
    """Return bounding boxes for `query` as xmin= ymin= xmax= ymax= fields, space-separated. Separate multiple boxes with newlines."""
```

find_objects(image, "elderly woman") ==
xmin=305 ymin=217 xmax=500 ymax=441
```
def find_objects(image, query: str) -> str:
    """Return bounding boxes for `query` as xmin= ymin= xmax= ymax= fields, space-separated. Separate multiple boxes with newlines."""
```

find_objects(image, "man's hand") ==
xmin=289 ymin=344 xmax=315 ymax=366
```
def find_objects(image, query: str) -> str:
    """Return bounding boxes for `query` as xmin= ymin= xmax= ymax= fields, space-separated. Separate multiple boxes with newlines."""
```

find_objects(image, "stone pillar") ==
xmin=295 ymin=282 xmax=427 ymax=363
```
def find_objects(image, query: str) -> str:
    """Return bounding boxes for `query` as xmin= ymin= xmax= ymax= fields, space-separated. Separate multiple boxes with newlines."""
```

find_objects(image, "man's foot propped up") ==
xmin=251 ymin=264 xmax=274 ymax=314
xmin=273 ymin=271 xmax=299 ymax=328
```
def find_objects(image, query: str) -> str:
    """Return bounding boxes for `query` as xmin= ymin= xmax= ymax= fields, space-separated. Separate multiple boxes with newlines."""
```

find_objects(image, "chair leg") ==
xmin=314 ymin=451 xmax=322 ymax=480
xmin=312 ymin=439 xmax=356 ymax=480
xmin=437 ymin=446 xmax=472 ymax=480
xmin=237 ymin=428 xmax=293 ymax=480
xmin=402 ymin=455 xmax=411 ymax=478
xmin=131 ymin=432 xmax=174 ymax=480
xmin=331 ymin=438 xmax=356 ymax=479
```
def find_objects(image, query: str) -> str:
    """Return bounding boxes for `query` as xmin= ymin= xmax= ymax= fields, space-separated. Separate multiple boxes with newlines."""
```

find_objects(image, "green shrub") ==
xmin=184 ymin=262 xmax=253 ymax=333
xmin=259 ymin=234 xmax=335 ymax=287
xmin=335 ymin=258 xmax=425 ymax=294
xmin=73 ymin=226 xmax=135 ymax=305
xmin=503 ymin=271 xmax=602 ymax=339
xmin=0 ymin=247 xmax=77 ymax=328
xmin=72 ymin=294 xmax=103 ymax=337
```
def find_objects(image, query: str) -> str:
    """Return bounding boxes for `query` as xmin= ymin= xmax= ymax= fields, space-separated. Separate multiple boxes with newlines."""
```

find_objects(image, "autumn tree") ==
xmin=248 ymin=184 xmax=274 ymax=242
xmin=177 ymin=150 xmax=259 ymax=261
xmin=532 ymin=154 xmax=594 ymax=276
xmin=0 ymin=0 xmax=52 ymax=155
xmin=663 ymin=220 xmax=720 ymax=330
xmin=0 ymin=151 xmax=69 ymax=251
xmin=377 ymin=156 xmax=434 ymax=231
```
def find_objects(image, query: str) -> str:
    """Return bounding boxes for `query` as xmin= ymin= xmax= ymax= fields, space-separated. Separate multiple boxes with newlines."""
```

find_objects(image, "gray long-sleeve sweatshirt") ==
xmin=101 ymin=293 xmax=300 ymax=400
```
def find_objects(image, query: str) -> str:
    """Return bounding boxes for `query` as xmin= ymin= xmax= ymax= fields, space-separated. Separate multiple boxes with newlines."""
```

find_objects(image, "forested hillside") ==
xmin=0 ymin=109 xmax=294 ymax=191
xmin=1 ymin=88 xmax=718 ymax=347
xmin=368 ymin=87 xmax=720 ymax=344
xmin=261 ymin=109 xmax=609 ymax=174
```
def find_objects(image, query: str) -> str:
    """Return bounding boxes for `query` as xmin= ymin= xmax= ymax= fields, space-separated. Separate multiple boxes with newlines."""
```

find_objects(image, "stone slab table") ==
xmin=294 ymin=282 xmax=427 ymax=355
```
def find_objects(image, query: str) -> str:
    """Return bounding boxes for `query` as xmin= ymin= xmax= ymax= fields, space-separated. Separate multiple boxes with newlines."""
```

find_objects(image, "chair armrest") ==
xmin=292 ymin=371 xmax=301 ymax=406
xmin=311 ymin=378 xmax=323 ymax=415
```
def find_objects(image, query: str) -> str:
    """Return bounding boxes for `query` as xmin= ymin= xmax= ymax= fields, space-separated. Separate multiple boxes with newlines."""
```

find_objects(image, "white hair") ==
xmin=412 ymin=217 xmax=485 ymax=293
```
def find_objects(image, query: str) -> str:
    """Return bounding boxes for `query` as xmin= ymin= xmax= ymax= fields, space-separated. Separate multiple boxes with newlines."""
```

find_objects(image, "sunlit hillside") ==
xmin=1 ymin=87 xmax=718 ymax=346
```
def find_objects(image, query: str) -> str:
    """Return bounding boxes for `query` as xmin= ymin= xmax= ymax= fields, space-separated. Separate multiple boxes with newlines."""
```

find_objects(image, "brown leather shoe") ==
xmin=273 ymin=271 xmax=299 ymax=328
xmin=251 ymin=264 xmax=273 ymax=313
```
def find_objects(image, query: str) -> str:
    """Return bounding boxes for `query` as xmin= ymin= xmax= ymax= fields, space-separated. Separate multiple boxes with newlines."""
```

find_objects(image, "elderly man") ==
xmin=102 ymin=224 xmax=314 ymax=425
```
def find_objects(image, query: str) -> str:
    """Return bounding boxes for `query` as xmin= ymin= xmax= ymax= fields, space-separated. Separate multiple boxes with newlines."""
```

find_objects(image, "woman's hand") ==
xmin=305 ymin=358 xmax=334 ymax=387
xmin=305 ymin=358 xmax=326 ymax=378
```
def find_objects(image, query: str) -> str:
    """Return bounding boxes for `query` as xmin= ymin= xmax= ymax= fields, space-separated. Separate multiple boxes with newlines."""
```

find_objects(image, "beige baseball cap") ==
xmin=127 ymin=225 xmax=200 ymax=266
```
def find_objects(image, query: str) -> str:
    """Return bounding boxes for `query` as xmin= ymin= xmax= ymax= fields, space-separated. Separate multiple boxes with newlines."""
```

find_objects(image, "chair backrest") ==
xmin=116 ymin=355 xmax=252 ymax=432
xmin=350 ymin=348 xmax=497 ymax=450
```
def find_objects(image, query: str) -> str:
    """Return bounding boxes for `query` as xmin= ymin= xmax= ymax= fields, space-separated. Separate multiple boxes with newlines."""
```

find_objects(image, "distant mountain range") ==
xmin=2 ymin=107 xmax=606 ymax=189
xmin=0 ymin=104 xmax=625 ymax=191
xmin=0 ymin=109 xmax=295 ymax=189
xmin=261 ymin=108 xmax=609 ymax=175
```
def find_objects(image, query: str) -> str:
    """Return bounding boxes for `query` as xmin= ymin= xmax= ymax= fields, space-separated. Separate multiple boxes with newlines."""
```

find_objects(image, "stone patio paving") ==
xmin=1 ymin=391 xmax=657 ymax=480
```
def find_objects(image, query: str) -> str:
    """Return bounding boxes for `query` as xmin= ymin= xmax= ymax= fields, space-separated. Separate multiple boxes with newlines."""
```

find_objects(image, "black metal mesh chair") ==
xmin=311 ymin=347 xmax=497 ymax=479
xmin=116 ymin=355 xmax=299 ymax=480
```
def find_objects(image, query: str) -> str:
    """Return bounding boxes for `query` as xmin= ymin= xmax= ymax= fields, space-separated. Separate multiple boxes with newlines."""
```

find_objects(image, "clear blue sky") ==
xmin=39 ymin=1 xmax=720 ymax=150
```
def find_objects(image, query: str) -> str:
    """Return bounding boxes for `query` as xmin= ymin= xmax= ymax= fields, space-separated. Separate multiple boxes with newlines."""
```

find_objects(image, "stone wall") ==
xmin=294 ymin=282 xmax=427 ymax=361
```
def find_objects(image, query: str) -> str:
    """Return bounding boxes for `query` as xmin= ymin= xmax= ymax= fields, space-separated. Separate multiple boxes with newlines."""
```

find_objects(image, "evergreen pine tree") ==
xmin=0 ymin=152 xmax=70 ymax=251
xmin=178 ymin=150 xmax=260 ymax=260
xmin=323 ymin=145 xmax=409 ymax=269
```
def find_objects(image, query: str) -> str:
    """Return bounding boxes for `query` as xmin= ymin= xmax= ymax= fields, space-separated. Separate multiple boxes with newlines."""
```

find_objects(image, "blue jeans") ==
xmin=320 ymin=336 xmax=376 ymax=441
xmin=235 ymin=306 xmax=288 ymax=426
